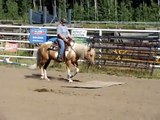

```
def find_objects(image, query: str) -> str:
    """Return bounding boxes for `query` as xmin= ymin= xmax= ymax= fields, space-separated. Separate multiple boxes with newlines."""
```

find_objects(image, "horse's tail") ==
xmin=36 ymin=48 xmax=42 ymax=68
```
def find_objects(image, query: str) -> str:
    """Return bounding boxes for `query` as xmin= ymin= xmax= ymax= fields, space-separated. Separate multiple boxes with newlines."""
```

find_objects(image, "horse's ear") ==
xmin=88 ymin=43 xmax=92 ymax=51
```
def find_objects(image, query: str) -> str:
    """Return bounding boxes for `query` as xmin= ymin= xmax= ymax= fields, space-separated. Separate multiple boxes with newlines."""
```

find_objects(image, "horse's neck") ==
xmin=71 ymin=43 xmax=88 ymax=59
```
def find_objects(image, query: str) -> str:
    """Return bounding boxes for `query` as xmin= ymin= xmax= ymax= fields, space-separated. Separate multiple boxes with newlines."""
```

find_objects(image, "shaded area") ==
xmin=24 ymin=73 xmax=81 ymax=82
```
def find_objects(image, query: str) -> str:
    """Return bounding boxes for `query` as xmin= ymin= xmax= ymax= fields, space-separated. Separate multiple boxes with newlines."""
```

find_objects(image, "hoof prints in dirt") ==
xmin=34 ymin=88 xmax=53 ymax=92
xmin=34 ymin=88 xmax=102 ymax=97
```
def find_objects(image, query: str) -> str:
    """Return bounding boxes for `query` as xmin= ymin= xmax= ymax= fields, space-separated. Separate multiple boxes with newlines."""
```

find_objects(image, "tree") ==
xmin=73 ymin=2 xmax=85 ymax=20
xmin=0 ymin=0 xmax=4 ymax=18
xmin=133 ymin=7 xmax=142 ymax=21
xmin=108 ymin=0 xmax=116 ymax=21
xmin=98 ymin=0 xmax=110 ymax=20
xmin=57 ymin=0 xmax=67 ymax=18
xmin=140 ymin=2 xmax=150 ymax=21
xmin=118 ymin=0 xmax=133 ymax=21
xmin=149 ymin=0 xmax=160 ymax=21
xmin=5 ymin=0 xmax=19 ymax=20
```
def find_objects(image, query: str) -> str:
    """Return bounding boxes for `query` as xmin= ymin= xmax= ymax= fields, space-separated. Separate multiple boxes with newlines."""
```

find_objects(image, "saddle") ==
xmin=48 ymin=41 xmax=59 ymax=51
xmin=48 ymin=38 xmax=73 ymax=51
xmin=48 ymin=39 xmax=74 ymax=62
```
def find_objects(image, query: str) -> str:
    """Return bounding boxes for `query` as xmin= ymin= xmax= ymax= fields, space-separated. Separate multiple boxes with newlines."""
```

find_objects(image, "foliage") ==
xmin=149 ymin=1 xmax=160 ymax=21
xmin=118 ymin=1 xmax=133 ymax=21
xmin=73 ymin=2 xmax=85 ymax=20
xmin=98 ymin=0 xmax=110 ymax=20
xmin=5 ymin=0 xmax=19 ymax=19
xmin=0 ymin=0 xmax=159 ymax=23
xmin=57 ymin=0 xmax=67 ymax=18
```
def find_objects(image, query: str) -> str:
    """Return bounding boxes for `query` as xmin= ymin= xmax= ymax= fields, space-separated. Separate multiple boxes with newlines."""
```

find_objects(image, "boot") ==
xmin=57 ymin=56 xmax=63 ymax=62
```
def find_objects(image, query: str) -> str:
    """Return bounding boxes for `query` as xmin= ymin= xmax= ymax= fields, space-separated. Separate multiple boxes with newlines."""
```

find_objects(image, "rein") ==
xmin=69 ymin=41 xmax=76 ymax=53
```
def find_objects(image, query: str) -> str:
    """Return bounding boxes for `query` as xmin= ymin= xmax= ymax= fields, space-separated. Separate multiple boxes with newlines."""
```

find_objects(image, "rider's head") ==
xmin=60 ymin=18 xmax=67 ymax=24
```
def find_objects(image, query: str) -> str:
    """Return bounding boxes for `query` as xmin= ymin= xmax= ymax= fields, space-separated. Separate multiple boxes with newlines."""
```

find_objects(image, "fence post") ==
xmin=58 ymin=8 xmax=61 ymax=21
xmin=98 ymin=30 xmax=102 ymax=68
xmin=67 ymin=9 xmax=72 ymax=25
xmin=29 ymin=9 xmax=33 ymax=24
xmin=43 ymin=6 xmax=47 ymax=24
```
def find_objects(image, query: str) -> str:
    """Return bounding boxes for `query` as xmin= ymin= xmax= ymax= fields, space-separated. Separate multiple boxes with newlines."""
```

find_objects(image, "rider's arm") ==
xmin=57 ymin=33 xmax=67 ymax=41
xmin=66 ymin=30 xmax=73 ymax=40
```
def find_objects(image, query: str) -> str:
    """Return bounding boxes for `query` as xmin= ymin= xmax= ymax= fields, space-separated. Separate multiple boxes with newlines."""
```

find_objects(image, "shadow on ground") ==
xmin=24 ymin=74 xmax=81 ymax=82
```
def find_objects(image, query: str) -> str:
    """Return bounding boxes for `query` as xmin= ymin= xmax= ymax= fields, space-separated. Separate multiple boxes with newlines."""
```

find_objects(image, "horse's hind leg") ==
xmin=43 ymin=59 xmax=51 ymax=81
xmin=40 ymin=66 xmax=45 ymax=79
xmin=39 ymin=61 xmax=46 ymax=79
xmin=66 ymin=60 xmax=73 ymax=82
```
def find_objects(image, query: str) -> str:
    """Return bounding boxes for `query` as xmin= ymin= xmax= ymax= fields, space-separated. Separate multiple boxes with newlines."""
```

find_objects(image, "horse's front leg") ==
xmin=66 ymin=61 xmax=79 ymax=82
xmin=40 ymin=67 xmax=45 ymax=79
xmin=67 ymin=68 xmax=73 ymax=82
xmin=44 ymin=69 xmax=50 ymax=81
xmin=71 ymin=66 xmax=79 ymax=78
xmin=40 ymin=66 xmax=50 ymax=81
xmin=71 ymin=61 xmax=79 ymax=78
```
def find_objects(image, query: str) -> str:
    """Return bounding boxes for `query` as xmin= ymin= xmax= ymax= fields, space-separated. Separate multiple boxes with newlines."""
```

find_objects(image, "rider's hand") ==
xmin=63 ymin=38 xmax=67 ymax=42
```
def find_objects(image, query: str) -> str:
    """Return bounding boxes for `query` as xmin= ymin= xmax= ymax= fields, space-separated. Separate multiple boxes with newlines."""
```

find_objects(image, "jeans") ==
xmin=57 ymin=39 xmax=65 ymax=58
xmin=47 ymin=37 xmax=57 ymax=42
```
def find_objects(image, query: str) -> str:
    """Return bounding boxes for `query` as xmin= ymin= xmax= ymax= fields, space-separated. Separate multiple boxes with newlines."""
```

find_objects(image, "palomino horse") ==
xmin=37 ymin=41 xmax=95 ymax=82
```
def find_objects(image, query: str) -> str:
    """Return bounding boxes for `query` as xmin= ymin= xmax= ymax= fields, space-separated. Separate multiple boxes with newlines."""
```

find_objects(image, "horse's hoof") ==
xmin=41 ymin=76 xmax=44 ymax=79
xmin=68 ymin=79 xmax=73 ymax=83
xmin=67 ymin=74 xmax=71 ymax=79
xmin=45 ymin=78 xmax=50 ymax=81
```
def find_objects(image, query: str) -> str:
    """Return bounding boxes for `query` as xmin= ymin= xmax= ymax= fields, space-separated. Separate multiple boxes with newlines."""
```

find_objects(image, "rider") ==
xmin=56 ymin=18 xmax=72 ymax=62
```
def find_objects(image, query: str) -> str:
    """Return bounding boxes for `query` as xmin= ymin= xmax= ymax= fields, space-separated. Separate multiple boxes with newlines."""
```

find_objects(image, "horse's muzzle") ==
xmin=89 ymin=61 xmax=95 ymax=65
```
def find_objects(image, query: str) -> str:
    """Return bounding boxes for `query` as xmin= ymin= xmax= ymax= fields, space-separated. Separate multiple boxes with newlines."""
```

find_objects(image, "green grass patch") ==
xmin=47 ymin=61 xmax=160 ymax=79
xmin=1 ymin=59 xmax=160 ymax=80
xmin=81 ymin=23 xmax=159 ymax=29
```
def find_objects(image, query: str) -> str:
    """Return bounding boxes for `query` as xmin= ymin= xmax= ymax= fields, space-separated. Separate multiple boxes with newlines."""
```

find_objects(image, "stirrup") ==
xmin=49 ymin=46 xmax=55 ymax=50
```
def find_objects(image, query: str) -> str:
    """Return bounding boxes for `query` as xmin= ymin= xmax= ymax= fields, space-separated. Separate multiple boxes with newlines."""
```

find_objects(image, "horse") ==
xmin=36 ymin=41 xmax=95 ymax=82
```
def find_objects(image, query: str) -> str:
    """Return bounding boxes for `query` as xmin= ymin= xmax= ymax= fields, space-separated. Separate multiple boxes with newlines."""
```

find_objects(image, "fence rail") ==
xmin=0 ymin=24 xmax=160 ymax=73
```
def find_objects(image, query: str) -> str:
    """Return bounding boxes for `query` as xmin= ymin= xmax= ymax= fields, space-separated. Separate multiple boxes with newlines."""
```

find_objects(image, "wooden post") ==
xmin=43 ymin=6 xmax=47 ymax=24
xmin=29 ymin=9 xmax=33 ymax=24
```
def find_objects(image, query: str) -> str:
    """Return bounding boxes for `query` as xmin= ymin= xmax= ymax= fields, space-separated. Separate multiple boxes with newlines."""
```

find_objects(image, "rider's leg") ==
xmin=57 ymin=39 xmax=65 ymax=61
xmin=48 ymin=37 xmax=58 ymax=50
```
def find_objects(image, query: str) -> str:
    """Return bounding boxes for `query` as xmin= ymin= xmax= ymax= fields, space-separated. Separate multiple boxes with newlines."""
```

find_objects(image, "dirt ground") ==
xmin=0 ymin=66 xmax=160 ymax=120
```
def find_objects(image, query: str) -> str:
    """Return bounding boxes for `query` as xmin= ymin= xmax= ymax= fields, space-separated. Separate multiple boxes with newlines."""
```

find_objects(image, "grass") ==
xmin=47 ymin=61 xmax=160 ymax=79
xmin=81 ymin=23 xmax=160 ymax=29
xmin=1 ymin=59 xmax=160 ymax=79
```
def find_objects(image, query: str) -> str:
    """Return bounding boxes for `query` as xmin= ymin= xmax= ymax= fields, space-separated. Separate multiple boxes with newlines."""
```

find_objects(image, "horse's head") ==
xmin=85 ymin=47 xmax=96 ymax=65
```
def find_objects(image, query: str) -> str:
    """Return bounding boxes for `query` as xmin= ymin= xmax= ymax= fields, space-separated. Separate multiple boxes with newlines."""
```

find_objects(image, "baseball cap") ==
xmin=60 ymin=18 xmax=67 ymax=23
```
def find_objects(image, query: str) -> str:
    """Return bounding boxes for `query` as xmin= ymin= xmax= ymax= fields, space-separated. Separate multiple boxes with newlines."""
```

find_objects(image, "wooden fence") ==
xmin=90 ymin=34 xmax=160 ymax=74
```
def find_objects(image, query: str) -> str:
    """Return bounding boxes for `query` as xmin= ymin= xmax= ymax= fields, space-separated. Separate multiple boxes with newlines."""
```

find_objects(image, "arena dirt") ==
xmin=0 ymin=66 xmax=160 ymax=120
